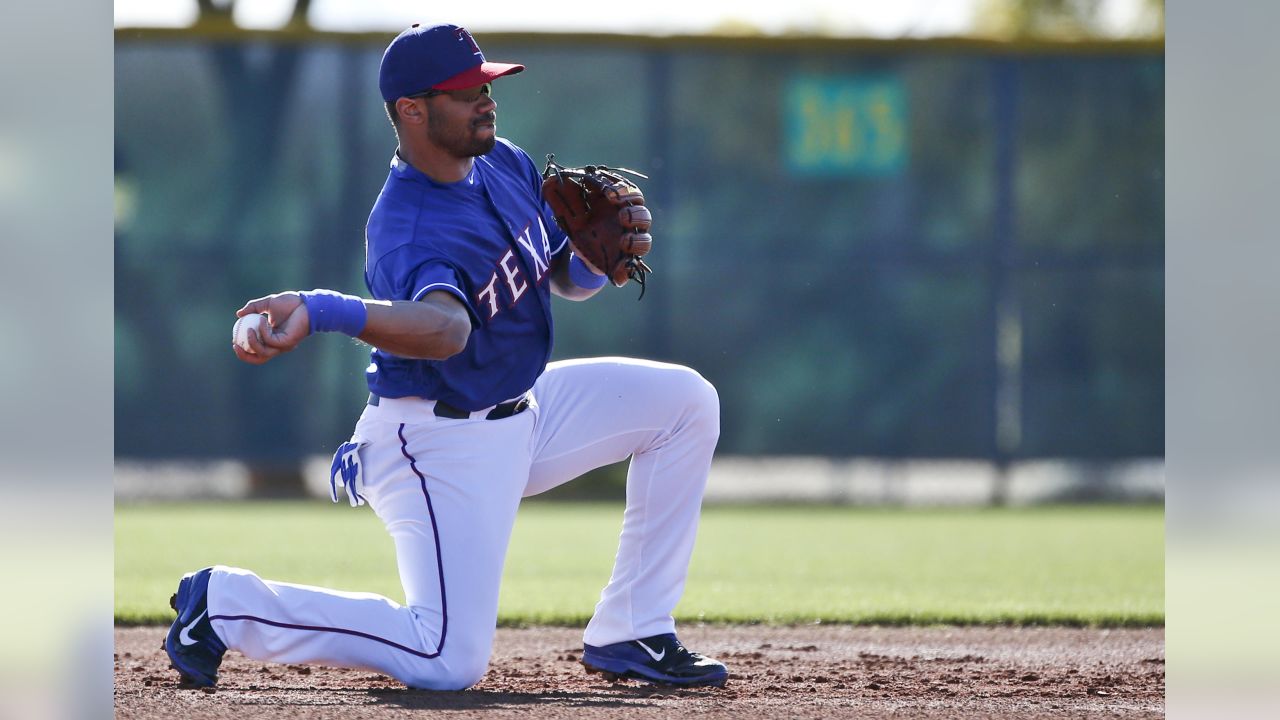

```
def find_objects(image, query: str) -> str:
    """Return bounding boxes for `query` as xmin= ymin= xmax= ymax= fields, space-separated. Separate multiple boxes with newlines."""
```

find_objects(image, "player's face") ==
xmin=424 ymin=83 xmax=498 ymax=158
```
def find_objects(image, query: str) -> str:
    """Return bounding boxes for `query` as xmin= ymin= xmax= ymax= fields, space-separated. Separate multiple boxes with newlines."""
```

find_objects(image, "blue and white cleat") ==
xmin=582 ymin=633 xmax=728 ymax=687
xmin=163 ymin=567 xmax=227 ymax=687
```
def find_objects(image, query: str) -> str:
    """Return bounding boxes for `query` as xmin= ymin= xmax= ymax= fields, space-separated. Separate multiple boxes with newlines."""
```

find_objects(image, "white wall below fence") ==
xmin=702 ymin=457 xmax=1163 ymax=505
xmin=115 ymin=456 xmax=1163 ymax=505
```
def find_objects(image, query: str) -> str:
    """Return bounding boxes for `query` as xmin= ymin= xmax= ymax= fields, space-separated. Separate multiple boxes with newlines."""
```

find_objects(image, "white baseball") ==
xmin=233 ymin=313 xmax=269 ymax=353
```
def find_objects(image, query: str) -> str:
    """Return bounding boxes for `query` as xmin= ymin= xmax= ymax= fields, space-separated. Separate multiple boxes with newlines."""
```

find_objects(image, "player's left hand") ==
xmin=541 ymin=157 xmax=653 ymax=295
xmin=233 ymin=292 xmax=311 ymax=364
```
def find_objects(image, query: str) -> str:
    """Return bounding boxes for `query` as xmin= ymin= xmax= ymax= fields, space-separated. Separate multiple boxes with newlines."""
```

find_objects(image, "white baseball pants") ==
xmin=205 ymin=357 xmax=720 ymax=690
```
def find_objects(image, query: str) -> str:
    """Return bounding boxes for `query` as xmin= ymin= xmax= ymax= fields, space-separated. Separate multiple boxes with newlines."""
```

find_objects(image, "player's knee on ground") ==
xmin=401 ymin=631 xmax=493 ymax=690
xmin=399 ymin=653 xmax=489 ymax=691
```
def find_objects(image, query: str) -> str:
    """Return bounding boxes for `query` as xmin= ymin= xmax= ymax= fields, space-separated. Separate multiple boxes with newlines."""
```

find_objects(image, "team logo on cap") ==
xmin=456 ymin=27 xmax=482 ymax=58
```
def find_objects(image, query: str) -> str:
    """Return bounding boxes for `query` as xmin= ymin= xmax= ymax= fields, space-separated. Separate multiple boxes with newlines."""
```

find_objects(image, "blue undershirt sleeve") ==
xmin=543 ymin=201 xmax=571 ymax=260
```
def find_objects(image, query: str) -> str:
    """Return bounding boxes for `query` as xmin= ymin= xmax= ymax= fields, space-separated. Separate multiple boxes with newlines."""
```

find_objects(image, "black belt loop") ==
xmin=432 ymin=401 xmax=470 ymax=420
xmin=485 ymin=396 xmax=530 ymax=420
xmin=367 ymin=393 xmax=528 ymax=420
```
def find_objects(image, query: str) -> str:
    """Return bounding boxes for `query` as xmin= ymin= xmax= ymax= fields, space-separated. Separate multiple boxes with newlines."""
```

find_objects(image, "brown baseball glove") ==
xmin=541 ymin=155 xmax=653 ymax=295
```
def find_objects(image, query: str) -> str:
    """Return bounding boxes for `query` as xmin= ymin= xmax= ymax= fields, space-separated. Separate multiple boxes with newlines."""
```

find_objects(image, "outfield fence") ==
xmin=115 ymin=31 xmax=1163 ymax=479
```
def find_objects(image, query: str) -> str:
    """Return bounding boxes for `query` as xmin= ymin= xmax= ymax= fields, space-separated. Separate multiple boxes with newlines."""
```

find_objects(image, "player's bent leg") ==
xmin=524 ymin=358 xmax=721 ymax=648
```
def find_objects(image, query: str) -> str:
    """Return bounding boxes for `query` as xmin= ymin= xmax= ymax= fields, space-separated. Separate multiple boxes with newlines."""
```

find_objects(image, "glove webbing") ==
xmin=543 ymin=155 xmax=653 ymax=298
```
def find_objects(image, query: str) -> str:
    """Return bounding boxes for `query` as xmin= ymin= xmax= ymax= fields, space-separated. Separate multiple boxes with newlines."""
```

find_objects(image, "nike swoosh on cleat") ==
xmin=634 ymin=639 xmax=665 ymax=662
xmin=178 ymin=609 xmax=207 ymax=646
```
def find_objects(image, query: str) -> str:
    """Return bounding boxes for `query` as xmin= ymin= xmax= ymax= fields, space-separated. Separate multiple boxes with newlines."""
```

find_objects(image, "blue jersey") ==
xmin=363 ymin=138 xmax=570 ymax=410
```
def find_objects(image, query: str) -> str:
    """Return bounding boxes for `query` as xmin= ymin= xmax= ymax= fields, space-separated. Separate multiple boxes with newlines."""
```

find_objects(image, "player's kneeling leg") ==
xmin=395 ymin=624 xmax=493 ymax=690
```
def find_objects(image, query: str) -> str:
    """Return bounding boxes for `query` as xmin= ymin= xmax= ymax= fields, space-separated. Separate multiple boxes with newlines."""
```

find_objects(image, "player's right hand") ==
xmin=233 ymin=292 xmax=311 ymax=365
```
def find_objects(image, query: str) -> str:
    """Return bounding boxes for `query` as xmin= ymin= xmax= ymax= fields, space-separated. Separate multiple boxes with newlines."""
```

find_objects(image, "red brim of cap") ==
xmin=434 ymin=62 xmax=525 ymax=90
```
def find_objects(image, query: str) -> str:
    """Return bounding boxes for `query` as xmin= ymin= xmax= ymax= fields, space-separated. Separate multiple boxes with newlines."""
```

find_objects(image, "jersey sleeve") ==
xmin=369 ymin=247 xmax=482 ymax=327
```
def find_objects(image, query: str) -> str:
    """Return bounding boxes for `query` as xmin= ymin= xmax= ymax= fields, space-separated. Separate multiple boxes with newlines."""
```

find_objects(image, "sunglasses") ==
xmin=407 ymin=83 xmax=493 ymax=103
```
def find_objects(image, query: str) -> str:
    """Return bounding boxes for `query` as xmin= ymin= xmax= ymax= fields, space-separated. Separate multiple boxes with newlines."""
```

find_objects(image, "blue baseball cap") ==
xmin=379 ymin=23 xmax=524 ymax=102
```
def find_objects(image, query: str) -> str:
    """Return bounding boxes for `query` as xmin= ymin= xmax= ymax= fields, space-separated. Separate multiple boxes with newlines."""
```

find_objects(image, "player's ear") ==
xmin=396 ymin=97 xmax=426 ymax=126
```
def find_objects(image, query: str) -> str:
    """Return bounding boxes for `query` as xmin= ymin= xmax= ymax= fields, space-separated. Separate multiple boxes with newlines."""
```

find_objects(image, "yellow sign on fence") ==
xmin=785 ymin=75 xmax=909 ymax=176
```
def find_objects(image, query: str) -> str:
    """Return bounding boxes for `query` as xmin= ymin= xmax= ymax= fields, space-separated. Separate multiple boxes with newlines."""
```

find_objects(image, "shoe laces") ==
xmin=649 ymin=635 xmax=695 ymax=662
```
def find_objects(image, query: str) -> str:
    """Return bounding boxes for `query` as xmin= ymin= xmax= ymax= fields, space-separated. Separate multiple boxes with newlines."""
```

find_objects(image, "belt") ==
xmin=367 ymin=393 xmax=529 ymax=421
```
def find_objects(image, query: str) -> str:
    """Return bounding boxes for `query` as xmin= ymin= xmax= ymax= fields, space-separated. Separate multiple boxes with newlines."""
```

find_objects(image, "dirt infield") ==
xmin=115 ymin=625 xmax=1164 ymax=719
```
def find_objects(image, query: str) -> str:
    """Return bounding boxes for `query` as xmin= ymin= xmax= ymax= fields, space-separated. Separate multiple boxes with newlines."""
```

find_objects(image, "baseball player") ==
xmin=164 ymin=23 xmax=728 ymax=690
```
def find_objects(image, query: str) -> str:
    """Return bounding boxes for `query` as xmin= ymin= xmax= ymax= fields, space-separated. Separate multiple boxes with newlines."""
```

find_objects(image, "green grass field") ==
xmin=115 ymin=502 xmax=1163 ymax=627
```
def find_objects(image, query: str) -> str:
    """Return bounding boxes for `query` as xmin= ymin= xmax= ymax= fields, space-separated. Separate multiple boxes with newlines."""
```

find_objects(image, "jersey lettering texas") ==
xmin=476 ymin=217 xmax=554 ymax=319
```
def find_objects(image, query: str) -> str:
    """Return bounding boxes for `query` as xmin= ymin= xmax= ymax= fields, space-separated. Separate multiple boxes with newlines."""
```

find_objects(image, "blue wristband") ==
xmin=569 ymin=255 xmax=608 ymax=289
xmin=299 ymin=290 xmax=368 ymax=336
